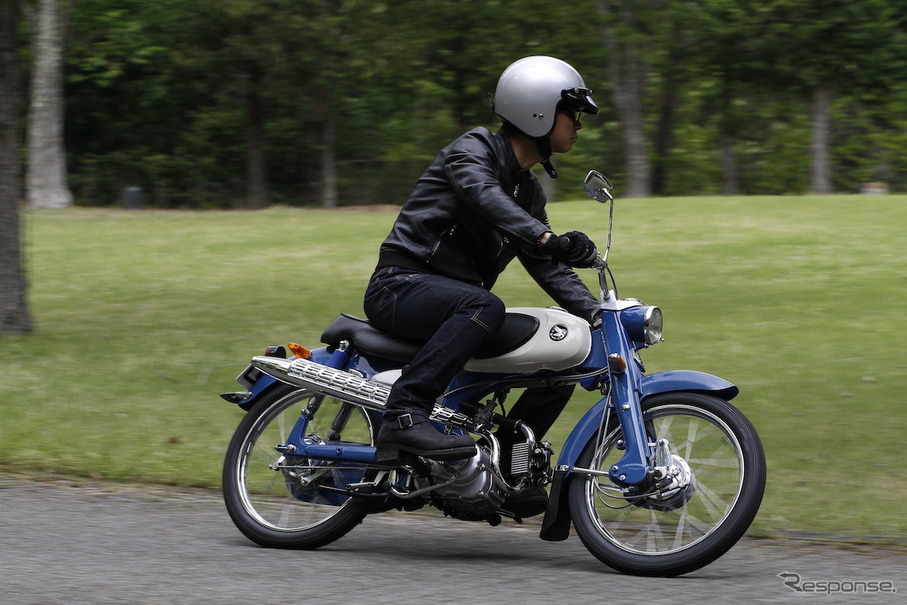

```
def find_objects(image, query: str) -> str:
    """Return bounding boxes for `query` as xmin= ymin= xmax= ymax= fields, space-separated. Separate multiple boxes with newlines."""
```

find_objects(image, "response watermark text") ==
xmin=778 ymin=571 xmax=897 ymax=595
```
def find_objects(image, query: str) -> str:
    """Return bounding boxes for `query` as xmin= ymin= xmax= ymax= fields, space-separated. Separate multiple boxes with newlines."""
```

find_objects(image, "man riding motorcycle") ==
xmin=363 ymin=57 xmax=601 ymax=476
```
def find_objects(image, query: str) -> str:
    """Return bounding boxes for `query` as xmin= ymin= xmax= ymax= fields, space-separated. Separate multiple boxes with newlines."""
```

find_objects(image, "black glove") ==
xmin=542 ymin=230 xmax=599 ymax=268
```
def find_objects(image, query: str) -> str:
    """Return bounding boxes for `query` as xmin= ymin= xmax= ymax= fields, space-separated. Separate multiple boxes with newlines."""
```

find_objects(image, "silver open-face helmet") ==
xmin=493 ymin=56 xmax=597 ymax=138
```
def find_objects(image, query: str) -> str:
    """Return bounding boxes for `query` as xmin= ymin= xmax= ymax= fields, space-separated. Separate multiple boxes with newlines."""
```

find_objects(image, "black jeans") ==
xmin=363 ymin=266 xmax=573 ymax=440
xmin=364 ymin=266 xmax=506 ymax=415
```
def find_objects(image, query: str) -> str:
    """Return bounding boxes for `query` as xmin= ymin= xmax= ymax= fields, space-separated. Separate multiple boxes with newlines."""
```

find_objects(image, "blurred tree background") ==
xmin=17 ymin=0 xmax=907 ymax=208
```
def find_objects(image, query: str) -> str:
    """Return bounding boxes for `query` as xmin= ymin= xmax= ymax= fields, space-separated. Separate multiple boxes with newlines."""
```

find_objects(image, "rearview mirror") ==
xmin=584 ymin=170 xmax=613 ymax=203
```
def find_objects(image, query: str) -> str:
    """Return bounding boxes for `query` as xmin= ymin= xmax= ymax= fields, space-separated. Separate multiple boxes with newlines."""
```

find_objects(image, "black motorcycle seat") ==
xmin=320 ymin=312 xmax=540 ymax=364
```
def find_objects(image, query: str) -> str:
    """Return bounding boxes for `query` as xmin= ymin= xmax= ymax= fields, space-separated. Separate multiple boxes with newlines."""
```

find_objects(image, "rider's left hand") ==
xmin=543 ymin=230 xmax=599 ymax=268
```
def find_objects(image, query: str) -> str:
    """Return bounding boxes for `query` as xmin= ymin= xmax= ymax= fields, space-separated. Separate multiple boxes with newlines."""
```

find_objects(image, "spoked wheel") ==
xmin=568 ymin=392 xmax=766 ymax=576
xmin=223 ymin=383 xmax=383 ymax=549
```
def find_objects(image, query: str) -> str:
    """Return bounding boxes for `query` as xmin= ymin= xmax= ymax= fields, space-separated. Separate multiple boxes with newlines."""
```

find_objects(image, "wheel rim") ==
xmin=583 ymin=404 xmax=745 ymax=556
xmin=234 ymin=390 xmax=375 ymax=532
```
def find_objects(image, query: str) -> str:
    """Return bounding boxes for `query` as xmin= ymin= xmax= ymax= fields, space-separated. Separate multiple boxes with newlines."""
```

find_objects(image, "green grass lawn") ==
xmin=2 ymin=194 xmax=905 ymax=541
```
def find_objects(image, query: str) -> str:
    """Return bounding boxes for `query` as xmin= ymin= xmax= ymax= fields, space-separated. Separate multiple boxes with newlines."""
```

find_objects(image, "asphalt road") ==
xmin=2 ymin=477 xmax=903 ymax=605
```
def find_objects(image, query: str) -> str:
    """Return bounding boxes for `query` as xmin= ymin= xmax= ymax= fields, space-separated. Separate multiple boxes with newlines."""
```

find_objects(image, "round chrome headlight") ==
xmin=619 ymin=305 xmax=663 ymax=347
xmin=643 ymin=306 xmax=663 ymax=345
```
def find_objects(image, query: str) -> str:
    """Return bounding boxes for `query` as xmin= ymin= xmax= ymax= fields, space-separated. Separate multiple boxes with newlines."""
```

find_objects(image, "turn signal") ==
xmin=288 ymin=343 xmax=312 ymax=359
xmin=608 ymin=353 xmax=627 ymax=374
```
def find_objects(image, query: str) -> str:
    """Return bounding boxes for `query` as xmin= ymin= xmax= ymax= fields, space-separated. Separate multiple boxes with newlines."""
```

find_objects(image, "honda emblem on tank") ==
xmin=549 ymin=324 xmax=568 ymax=341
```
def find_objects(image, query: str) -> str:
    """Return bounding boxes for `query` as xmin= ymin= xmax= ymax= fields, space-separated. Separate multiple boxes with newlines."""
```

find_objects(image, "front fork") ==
xmin=600 ymin=312 xmax=651 ymax=487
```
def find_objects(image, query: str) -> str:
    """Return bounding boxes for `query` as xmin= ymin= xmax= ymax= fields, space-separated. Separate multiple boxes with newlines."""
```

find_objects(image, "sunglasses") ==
xmin=559 ymin=107 xmax=583 ymax=124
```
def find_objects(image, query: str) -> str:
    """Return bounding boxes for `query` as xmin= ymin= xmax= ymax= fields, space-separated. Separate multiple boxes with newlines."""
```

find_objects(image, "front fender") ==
xmin=559 ymin=370 xmax=737 ymax=470
xmin=539 ymin=370 xmax=737 ymax=541
xmin=641 ymin=369 xmax=738 ymax=401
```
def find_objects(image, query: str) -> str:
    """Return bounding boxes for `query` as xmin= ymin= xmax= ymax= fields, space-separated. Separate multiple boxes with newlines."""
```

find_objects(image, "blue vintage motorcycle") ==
xmin=220 ymin=170 xmax=766 ymax=577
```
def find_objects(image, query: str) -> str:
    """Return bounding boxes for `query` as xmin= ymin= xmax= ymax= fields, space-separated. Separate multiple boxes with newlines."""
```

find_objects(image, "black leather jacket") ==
xmin=376 ymin=127 xmax=599 ymax=323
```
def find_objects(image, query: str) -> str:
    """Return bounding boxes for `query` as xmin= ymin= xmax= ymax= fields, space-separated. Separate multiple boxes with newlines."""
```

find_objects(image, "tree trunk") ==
xmin=719 ymin=74 xmax=739 ymax=195
xmin=26 ymin=0 xmax=72 ymax=209
xmin=312 ymin=85 xmax=337 ymax=209
xmin=319 ymin=114 xmax=337 ymax=209
xmin=652 ymin=68 xmax=678 ymax=196
xmin=0 ymin=0 xmax=34 ymax=334
xmin=596 ymin=0 xmax=651 ymax=198
xmin=810 ymin=82 xmax=833 ymax=194
xmin=720 ymin=132 xmax=738 ymax=195
xmin=245 ymin=83 xmax=269 ymax=209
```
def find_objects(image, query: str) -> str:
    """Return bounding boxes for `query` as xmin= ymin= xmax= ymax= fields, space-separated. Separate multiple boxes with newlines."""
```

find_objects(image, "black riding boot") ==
xmin=376 ymin=412 xmax=476 ymax=461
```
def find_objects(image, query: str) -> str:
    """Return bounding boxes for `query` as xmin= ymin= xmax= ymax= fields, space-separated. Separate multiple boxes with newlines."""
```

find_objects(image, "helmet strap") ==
xmin=536 ymin=138 xmax=558 ymax=179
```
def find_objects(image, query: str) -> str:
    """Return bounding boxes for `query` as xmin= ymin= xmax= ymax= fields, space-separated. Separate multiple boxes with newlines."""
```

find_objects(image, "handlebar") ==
xmin=558 ymin=235 xmax=604 ymax=271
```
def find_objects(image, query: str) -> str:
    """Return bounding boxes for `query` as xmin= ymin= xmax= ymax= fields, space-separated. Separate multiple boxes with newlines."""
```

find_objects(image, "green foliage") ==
xmin=2 ymin=200 xmax=906 ymax=538
xmin=56 ymin=0 xmax=907 ymax=206
xmin=832 ymin=84 xmax=907 ymax=192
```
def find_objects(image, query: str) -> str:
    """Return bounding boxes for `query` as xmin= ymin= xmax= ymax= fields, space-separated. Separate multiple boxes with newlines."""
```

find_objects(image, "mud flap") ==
xmin=539 ymin=469 xmax=571 ymax=541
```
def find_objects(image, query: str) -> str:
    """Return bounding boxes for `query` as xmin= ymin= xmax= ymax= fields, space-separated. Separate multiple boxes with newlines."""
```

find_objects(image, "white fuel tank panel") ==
xmin=464 ymin=307 xmax=591 ymax=373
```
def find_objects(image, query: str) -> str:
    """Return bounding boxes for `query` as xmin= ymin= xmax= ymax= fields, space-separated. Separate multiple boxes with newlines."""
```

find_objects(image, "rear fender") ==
xmin=221 ymin=372 xmax=280 ymax=411
xmin=222 ymin=347 xmax=338 ymax=411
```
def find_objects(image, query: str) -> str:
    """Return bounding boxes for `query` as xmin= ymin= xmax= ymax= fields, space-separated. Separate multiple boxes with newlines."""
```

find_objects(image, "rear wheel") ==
xmin=568 ymin=392 xmax=766 ymax=576
xmin=223 ymin=383 xmax=381 ymax=549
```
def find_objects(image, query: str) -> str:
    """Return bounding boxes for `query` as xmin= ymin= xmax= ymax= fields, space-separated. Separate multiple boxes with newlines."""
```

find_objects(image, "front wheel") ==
xmin=568 ymin=392 xmax=766 ymax=576
xmin=222 ymin=384 xmax=380 ymax=549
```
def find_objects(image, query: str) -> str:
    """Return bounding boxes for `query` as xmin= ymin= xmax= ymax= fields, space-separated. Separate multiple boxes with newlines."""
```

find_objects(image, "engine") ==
xmin=420 ymin=445 xmax=505 ymax=521
xmin=414 ymin=438 xmax=554 ymax=523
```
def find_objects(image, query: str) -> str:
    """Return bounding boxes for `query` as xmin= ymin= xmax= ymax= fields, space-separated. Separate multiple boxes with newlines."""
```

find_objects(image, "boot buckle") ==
xmin=384 ymin=413 xmax=419 ymax=429
xmin=393 ymin=413 xmax=416 ymax=429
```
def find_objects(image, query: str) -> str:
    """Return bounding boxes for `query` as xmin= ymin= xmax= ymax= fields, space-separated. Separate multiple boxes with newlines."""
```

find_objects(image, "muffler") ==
xmin=251 ymin=356 xmax=391 ymax=412
xmin=249 ymin=356 xmax=475 ymax=430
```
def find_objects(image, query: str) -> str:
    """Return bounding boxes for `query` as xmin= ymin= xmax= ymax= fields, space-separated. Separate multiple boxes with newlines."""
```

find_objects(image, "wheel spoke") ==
xmin=581 ymin=401 xmax=748 ymax=556
xmin=223 ymin=387 xmax=379 ymax=548
xmin=694 ymin=478 xmax=734 ymax=520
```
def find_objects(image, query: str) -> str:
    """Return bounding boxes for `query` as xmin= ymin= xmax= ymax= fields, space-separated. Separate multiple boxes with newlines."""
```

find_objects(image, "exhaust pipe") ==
xmin=250 ymin=356 xmax=475 ymax=430
xmin=251 ymin=356 xmax=391 ymax=412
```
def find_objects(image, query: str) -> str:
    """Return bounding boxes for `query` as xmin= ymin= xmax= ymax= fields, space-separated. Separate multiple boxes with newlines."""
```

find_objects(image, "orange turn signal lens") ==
xmin=607 ymin=353 xmax=627 ymax=374
xmin=288 ymin=343 xmax=312 ymax=359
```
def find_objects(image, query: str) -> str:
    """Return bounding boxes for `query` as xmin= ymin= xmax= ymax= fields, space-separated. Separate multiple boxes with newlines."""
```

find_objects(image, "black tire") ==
xmin=222 ymin=383 xmax=380 ymax=549
xmin=568 ymin=392 xmax=766 ymax=576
